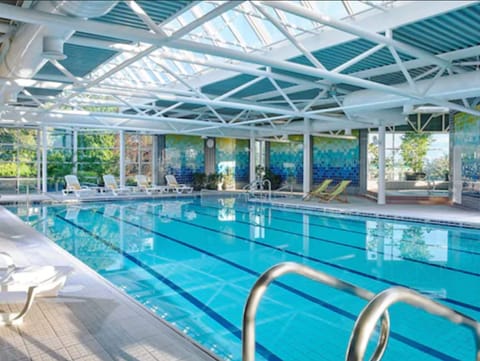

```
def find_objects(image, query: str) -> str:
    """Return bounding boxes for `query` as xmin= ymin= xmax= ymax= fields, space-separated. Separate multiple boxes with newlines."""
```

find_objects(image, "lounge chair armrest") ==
xmin=0 ymin=285 xmax=37 ymax=325
xmin=0 ymin=252 xmax=15 ymax=269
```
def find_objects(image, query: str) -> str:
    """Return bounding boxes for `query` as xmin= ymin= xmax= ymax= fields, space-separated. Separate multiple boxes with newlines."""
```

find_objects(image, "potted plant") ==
xmin=192 ymin=172 xmax=206 ymax=191
xmin=400 ymin=132 xmax=431 ymax=180
xmin=206 ymin=173 xmax=222 ymax=190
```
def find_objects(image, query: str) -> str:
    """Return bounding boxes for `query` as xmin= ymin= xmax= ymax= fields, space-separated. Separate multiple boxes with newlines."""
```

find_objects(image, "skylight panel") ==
xmin=310 ymin=1 xmax=350 ymax=20
xmin=345 ymin=1 xmax=371 ymax=15
xmin=227 ymin=11 xmax=263 ymax=50
xmin=210 ymin=16 xmax=241 ymax=49
xmin=278 ymin=5 xmax=316 ymax=35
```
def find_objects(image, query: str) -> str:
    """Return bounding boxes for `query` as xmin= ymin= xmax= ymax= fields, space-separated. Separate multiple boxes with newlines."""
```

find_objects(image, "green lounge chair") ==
xmin=303 ymin=179 xmax=333 ymax=200
xmin=319 ymin=180 xmax=351 ymax=203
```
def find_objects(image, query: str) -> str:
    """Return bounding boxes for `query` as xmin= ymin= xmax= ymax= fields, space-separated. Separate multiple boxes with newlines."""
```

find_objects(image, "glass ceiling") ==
xmin=79 ymin=0 xmax=395 ymax=105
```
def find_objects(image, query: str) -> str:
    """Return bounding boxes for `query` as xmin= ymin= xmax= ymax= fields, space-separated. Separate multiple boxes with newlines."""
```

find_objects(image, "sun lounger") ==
xmin=63 ymin=175 xmax=102 ymax=197
xmin=318 ymin=180 xmax=351 ymax=203
xmin=165 ymin=175 xmax=193 ymax=194
xmin=135 ymin=175 xmax=166 ymax=194
xmin=0 ymin=253 xmax=73 ymax=325
xmin=303 ymin=179 xmax=333 ymax=200
xmin=103 ymin=174 xmax=136 ymax=196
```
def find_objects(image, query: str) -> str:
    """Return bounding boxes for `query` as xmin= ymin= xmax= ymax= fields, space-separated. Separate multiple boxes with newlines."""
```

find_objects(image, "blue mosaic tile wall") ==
xmin=454 ymin=112 xmax=480 ymax=199
xmin=269 ymin=135 xmax=304 ymax=184
xmin=164 ymin=135 xmax=204 ymax=184
xmin=216 ymin=138 xmax=249 ymax=184
xmin=312 ymin=132 xmax=360 ymax=186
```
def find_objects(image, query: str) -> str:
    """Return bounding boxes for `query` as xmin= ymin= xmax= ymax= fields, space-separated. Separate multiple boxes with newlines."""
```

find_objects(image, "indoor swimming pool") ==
xmin=8 ymin=195 xmax=480 ymax=361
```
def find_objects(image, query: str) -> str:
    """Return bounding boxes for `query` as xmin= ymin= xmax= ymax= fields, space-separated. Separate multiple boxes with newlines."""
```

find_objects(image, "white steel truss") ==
xmin=0 ymin=0 xmax=478 ymax=137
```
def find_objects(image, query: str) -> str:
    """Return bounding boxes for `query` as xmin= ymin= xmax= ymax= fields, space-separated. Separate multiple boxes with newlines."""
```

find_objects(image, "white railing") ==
xmin=243 ymin=262 xmax=480 ymax=361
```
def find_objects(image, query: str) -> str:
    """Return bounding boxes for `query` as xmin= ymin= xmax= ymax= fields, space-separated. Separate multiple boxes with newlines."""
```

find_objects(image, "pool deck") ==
xmin=0 ymin=191 xmax=479 ymax=361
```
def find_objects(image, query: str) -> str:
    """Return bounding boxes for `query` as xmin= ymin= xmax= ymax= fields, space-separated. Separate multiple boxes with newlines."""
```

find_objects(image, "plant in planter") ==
xmin=264 ymin=168 xmax=282 ymax=190
xmin=222 ymin=167 xmax=235 ymax=190
xmin=255 ymin=164 xmax=265 ymax=181
xmin=206 ymin=173 xmax=222 ymax=190
xmin=400 ymin=132 xmax=432 ymax=180
xmin=192 ymin=172 xmax=206 ymax=191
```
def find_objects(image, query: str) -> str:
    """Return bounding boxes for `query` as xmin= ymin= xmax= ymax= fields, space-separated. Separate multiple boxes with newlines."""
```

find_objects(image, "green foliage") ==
xmin=400 ymin=132 xmax=432 ymax=173
xmin=47 ymin=150 xmax=73 ymax=184
xmin=206 ymin=173 xmax=222 ymax=190
xmin=192 ymin=172 xmax=207 ymax=191
xmin=368 ymin=142 xmax=379 ymax=178
xmin=78 ymin=133 xmax=119 ymax=181
xmin=0 ymin=162 xmax=17 ymax=176
xmin=398 ymin=227 xmax=431 ymax=260
xmin=264 ymin=169 xmax=282 ymax=190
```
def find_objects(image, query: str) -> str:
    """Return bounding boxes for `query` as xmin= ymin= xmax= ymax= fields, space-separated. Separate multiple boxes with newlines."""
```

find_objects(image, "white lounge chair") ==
xmin=135 ymin=175 xmax=166 ymax=194
xmin=63 ymin=175 xmax=101 ymax=197
xmin=0 ymin=252 xmax=73 ymax=297
xmin=103 ymin=174 xmax=135 ymax=196
xmin=165 ymin=175 xmax=193 ymax=194
xmin=0 ymin=253 xmax=73 ymax=325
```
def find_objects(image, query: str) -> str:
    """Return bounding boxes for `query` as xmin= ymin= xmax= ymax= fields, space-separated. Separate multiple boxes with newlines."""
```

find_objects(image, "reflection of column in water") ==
xmin=42 ymin=206 xmax=48 ymax=236
xmin=119 ymin=206 xmax=125 ymax=266
xmin=376 ymin=221 xmax=384 ymax=273
xmin=303 ymin=214 xmax=310 ymax=256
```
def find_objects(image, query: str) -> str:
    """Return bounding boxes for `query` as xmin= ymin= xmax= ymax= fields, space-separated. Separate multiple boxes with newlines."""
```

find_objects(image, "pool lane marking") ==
xmin=180 ymin=204 xmax=480 ymax=279
xmin=127 ymin=204 xmax=480 ymax=315
xmin=56 ymin=213 xmax=282 ymax=361
xmin=198 ymin=202 xmax=480 ymax=258
xmin=93 ymin=207 xmax=463 ymax=361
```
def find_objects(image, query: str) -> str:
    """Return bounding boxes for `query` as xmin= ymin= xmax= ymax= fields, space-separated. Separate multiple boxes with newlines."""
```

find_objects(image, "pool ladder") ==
xmin=243 ymin=179 xmax=272 ymax=201
xmin=242 ymin=262 xmax=480 ymax=361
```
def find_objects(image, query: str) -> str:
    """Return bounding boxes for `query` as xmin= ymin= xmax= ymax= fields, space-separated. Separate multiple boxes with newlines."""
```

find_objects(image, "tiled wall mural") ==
xmin=453 ymin=112 xmax=480 ymax=199
xmin=216 ymin=138 xmax=249 ymax=186
xmin=269 ymin=135 xmax=304 ymax=185
xmin=164 ymin=135 xmax=204 ymax=184
xmin=312 ymin=132 xmax=360 ymax=186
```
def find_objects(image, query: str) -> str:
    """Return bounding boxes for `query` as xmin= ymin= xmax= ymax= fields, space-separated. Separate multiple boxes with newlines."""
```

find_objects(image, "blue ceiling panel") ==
xmin=393 ymin=3 xmax=480 ymax=54
xmin=95 ymin=1 xmax=194 ymax=30
xmin=35 ymin=44 xmax=117 ymax=79
xmin=202 ymin=74 xmax=295 ymax=98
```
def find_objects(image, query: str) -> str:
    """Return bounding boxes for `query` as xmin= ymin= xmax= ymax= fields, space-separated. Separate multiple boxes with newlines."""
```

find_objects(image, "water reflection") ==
xmin=366 ymin=220 xmax=448 ymax=262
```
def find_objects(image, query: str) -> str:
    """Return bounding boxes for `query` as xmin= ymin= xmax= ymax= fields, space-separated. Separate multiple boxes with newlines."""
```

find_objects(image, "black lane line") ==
xmin=177 ymin=203 xmax=480 ymax=279
xmin=246 ymin=201 xmax=480 ymax=243
xmin=132 ymin=204 xmax=480 ymax=315
xmin=198 ymin=202 xmax=480 ymax=257
xmin=56 ymin=213 xmax=282 ymax=361
xmin=101 ymin=206 xmax=462 ymax=361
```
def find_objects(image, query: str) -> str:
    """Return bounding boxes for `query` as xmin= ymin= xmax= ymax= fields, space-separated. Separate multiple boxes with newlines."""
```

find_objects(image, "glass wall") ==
xmin=0 ymin=128 xmax=39 ymax=193
xmin=125 ymin=133 xmax=153 ymax=185
xmin=367 ymin=129 xmax=449 ymax=195
xmin=77 ymin=131 xmax=119 ymax=185
xmin=47 ymin=129 xmax=73 ymax=191
xmin=453 ymin=111 xmax=480 ymax=207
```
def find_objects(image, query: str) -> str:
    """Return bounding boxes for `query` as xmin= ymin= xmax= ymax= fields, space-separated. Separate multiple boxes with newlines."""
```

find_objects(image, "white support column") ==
xmin=303 ymin=118 xmax=311 ymax=195
xmin=41 ymin=126 xmax=48 ymax=193
xmin=73 ymin=129 xmax=78 ymax=175
xmin=36 ymin=129 xmax=41 ymax=193
xmin=119 ymin=130 xmax=125 ymax=187
xmin=452 ymin=145 xmax=462 ymax=205
xmin=152 ymin=135 xmax=158 ymax=185
xmin=377 ymin=125 xmax=386 ymax=205
xmin=302 ymin=214 xmax=310 ymax=256
xmin=249 ymin=135 xmax=256 ymax=183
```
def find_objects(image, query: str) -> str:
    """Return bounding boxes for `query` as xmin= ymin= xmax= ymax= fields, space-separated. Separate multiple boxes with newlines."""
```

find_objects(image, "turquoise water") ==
xmin=9 ymin=196 xmax=480 ymax=361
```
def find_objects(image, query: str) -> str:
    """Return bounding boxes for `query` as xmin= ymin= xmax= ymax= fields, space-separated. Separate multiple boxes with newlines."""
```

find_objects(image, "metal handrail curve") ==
xmin=242 ymin=262 xmax=390 ymax=361
xmin=263 ymin=179 xmax=271 ymax=201
xmin=346 ymin=286 xmax=480 ymax=361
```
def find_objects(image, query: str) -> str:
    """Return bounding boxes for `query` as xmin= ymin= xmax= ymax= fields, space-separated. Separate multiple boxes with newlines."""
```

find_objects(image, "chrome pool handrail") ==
xmin=242 ymin=262 xmax=390 ymax=361
xmin=346 ymin=286 xmax=480 ymax=361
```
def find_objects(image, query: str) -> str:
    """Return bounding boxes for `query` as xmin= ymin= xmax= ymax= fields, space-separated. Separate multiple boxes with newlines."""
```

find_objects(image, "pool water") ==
xmin=9 ymin=196 xmax=480 ymax=361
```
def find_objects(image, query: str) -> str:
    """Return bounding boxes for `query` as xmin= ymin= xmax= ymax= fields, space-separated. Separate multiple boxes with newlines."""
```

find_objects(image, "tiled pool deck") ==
xmin=0 ymin=191 xmax=479 ymax=361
